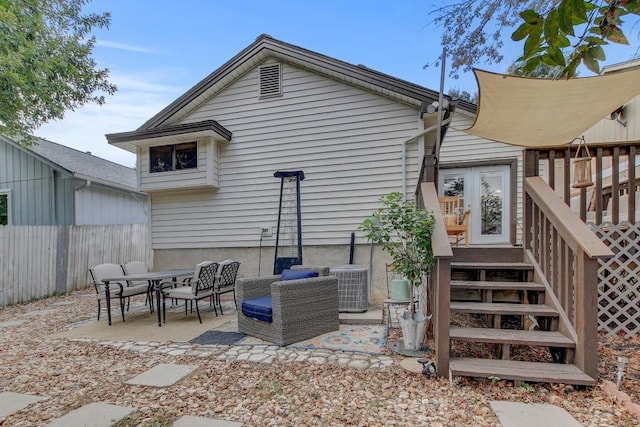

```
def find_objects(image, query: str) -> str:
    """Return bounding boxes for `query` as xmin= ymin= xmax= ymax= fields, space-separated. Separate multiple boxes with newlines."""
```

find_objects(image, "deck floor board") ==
xmin=450 ymin=327 xmax=575 ymax=347
xmin=451 ymin=280 xmax=545 ymax=291
xmin=450 ymin=357 xmax=596 ymax=386
xmin=450 ymin=302 xmax=558 ymax=316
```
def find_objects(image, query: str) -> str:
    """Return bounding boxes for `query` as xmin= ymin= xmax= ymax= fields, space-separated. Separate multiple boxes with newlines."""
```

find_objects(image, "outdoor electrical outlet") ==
xmin=260 ymin=226 xmax=272 ymax=237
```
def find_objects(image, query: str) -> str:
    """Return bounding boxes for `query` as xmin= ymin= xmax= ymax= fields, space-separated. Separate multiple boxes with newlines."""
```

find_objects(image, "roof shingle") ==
xmin=28 ymin=138 xmax=138 ymax=191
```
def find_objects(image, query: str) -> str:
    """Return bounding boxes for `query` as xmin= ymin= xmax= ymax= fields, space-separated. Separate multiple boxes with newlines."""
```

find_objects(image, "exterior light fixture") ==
xmin=616 ymin=356 xmax=629 ymax=389
xmin=572 ymin=136 xmax=594 ymax=189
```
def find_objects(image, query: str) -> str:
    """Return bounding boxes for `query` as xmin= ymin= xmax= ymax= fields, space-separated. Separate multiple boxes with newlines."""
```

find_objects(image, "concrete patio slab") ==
xmin=0 ymin=391 xmax=44 ymax=418
xmin=53 ymin=309 xmax=235 ymax=343
xmin=490 ymin=400 xmax=582 ymax=427
xmin=125 ymin=363 xmax=198 ymax=387
xmin=46 ymin=402 xmax=135 ymax=427
xmin=339 ymin=308 xmax=382 ymax=325
xmin=173 ymin=415 xmax=243 ymax=427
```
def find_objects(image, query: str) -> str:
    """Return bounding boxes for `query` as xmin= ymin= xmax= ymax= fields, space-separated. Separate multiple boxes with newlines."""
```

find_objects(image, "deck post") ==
xmin=433 ymin=257 xmax=451 ymax=376
xmin=574 ymin=249 xmax=599 ymax=379
xmin=522 ymin=150 xmax=539 ymax=251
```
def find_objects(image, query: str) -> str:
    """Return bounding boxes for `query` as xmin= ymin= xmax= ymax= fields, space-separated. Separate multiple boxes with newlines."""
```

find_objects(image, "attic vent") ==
xmin=259 ymin=64 xmax=282 ymax=98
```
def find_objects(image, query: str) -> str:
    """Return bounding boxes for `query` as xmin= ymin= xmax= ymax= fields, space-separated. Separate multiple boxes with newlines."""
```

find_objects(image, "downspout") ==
xmin=401 ymin=117 xmax=451 ymax=201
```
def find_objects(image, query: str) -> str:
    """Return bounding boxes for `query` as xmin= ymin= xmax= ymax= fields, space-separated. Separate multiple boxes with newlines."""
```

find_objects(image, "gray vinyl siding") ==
xmin=74 ymin=184 xmax=147 ymax=225
xmin=582 ymin=93 xmax=640 ymax=143
xmin=440 ymin=111 xmax=525 ymax=243
xmin=0 ymin=142 xmax=73 ymax=225
xmin=150 ymin=61 xmax=423 ymax=249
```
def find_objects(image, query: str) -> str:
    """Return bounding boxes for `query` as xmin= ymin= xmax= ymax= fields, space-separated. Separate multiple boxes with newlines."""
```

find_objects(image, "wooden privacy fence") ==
xmin=0 ymin=224 xmax=152 ymax=307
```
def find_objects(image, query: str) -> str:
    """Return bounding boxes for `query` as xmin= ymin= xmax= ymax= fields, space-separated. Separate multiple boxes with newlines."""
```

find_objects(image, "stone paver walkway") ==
xmin=69 ymin=338 xmax=396 ymax=371
xmin=46 ymin=402 xmax=136 ymax=427
xmin=491 ymin=401 xmax=583 ymax=427
xmin=0 ymin=391 xmax=44 ymax=418
xmin=125 ymin=363 xmax=198 ymax=387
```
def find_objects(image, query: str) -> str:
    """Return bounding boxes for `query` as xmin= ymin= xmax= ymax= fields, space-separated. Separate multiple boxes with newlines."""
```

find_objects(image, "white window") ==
xmin=149 ymin=142 xmax=197 ymax=173
xmin=0 ymin=190 xmax=10 ymax=225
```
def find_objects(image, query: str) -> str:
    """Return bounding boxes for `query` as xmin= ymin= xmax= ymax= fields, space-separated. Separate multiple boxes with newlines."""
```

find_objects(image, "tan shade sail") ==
xmin=465 ymin=68 xmax=640 ymax=147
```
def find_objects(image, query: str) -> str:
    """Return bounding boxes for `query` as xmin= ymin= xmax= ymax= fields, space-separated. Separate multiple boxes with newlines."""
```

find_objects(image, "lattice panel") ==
xmin=588 ymin=221 xmax=640 ymax=337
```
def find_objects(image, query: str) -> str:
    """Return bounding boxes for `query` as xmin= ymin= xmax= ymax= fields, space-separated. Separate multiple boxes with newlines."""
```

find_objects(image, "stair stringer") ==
xmin=524 ymin=249 xmax=578 ymax=345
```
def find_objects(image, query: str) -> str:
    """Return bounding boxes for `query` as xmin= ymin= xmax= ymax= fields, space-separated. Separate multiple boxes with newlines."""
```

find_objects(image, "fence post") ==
xmin=55 ymin=226 xmax=70 ymax=294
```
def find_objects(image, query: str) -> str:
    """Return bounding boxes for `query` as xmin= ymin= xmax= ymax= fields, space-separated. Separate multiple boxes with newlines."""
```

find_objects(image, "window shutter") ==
xmin=259 ymin=64 xmax=282 ymax=97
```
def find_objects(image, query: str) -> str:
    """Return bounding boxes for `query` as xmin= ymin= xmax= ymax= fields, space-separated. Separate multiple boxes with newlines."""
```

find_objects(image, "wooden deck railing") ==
xmin=533 ymin=142 xmax=640 ymax=224
xmin=523 ymin=151 xmax=613 ymax=379
xmin=529 ymin=143 xmax=640 ymax=337
xmin=420 ymin=181 xmax=453 ymax=376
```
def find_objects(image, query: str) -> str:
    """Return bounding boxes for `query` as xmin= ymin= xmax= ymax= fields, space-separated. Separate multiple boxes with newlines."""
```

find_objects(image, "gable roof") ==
xmin=1 ymin=136 xmax=139 ymax=192
xmin=137 ymin=34 xmax=477 ymax=130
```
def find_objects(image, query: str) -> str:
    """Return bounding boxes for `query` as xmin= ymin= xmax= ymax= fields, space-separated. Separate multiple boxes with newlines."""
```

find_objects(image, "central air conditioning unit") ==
xmin=330 ymin=265 xmax=369 ymax=313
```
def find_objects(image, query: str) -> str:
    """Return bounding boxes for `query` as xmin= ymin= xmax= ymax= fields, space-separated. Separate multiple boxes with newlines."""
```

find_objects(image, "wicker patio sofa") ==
xmin=237 ymin=265 xmax=339 ymax=346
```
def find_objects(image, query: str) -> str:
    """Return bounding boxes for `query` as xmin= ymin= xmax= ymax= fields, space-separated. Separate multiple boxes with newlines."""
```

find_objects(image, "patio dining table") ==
xmin=102 ymin=269 xmax=194 ymax=327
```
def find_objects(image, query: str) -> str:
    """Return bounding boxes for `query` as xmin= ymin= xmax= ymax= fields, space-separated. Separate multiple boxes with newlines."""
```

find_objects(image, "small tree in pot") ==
xmin=360 ymin=192 xmax=436 ymax=350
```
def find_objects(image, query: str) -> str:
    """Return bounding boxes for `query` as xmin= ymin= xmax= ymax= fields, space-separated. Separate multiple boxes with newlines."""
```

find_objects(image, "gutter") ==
xmin=73 ymin=173 xmax=145 ymax=195
xmin=401 ymin=116 xmax=452 ymax=200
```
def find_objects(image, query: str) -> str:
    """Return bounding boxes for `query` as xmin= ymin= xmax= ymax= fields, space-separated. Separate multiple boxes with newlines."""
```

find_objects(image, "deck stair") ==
xmin=447 ymin=253 xmax=596 ymax=386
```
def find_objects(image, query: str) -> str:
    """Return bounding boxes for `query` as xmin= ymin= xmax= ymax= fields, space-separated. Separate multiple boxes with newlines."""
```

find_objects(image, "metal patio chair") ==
xmin=161 ymin=261 xmax=219 ymax=324
xmin=213 ymin=260 xmax=241 ymax=314
xmin=89 ymin=263 xmax=151 ymax=322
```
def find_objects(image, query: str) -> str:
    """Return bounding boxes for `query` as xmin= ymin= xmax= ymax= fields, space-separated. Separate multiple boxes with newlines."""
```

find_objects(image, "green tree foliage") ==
xmin=429 ymin=0 xmax=640 ymax=78
xmin=359 ymin=193 xmax=435 ymax=315
xmin=512 ymin=0 xmax=640 ymax=76
xmin=0 ymin=0 xmax=116 ymax=144
xmin=359 ymin=192 xmax=436 ymax=288
xmin=506 ymin=60 xmax=564 ymax=78
xmin=448 ymin=87 xmax=478 ymax=104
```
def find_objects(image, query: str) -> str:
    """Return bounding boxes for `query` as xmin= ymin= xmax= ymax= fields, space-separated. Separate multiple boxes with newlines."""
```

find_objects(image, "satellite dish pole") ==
xmin=273 ymin=170 xmax=305 ymax=274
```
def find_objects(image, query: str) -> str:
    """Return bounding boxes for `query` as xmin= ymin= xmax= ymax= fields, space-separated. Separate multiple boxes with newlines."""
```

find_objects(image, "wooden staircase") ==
xmin=446 ymin=248 xmax=596 ymax=386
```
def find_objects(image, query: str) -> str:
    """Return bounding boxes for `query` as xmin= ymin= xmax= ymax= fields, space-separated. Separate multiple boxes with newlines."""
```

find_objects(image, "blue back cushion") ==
xmin=241 ymin=296 xmax=273 ymax=323
xmin=280 ymin=269 xmax=319 ymax=281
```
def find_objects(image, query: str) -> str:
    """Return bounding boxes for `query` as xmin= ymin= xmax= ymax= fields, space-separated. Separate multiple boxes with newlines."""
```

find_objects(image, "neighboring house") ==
xmin=539 ymin=58 xmax=640 ymax=219
xmin=0 ymin=136 xmax=147 ymax=226
xmin=583 ymin=58 xmax=640 ymax=146
xmin=106 ymin=34 xmax=478 ymax=298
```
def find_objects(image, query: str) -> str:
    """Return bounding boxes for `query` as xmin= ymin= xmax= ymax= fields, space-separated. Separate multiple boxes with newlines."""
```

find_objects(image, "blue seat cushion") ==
xmin=281 ymin=269 xmax=319 ymax=281
xmin=241 ymin=296 xmax=273 ymax=323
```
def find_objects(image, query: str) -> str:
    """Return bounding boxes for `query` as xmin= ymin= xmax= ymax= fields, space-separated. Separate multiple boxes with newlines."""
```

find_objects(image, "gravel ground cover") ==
xmin=0 ymin=289 xmax=638 ymax=426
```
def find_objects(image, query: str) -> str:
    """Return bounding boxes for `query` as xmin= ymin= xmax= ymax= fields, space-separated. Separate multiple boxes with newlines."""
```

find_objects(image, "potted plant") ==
xmin=359 ymin=192 xmax=436 ymax=350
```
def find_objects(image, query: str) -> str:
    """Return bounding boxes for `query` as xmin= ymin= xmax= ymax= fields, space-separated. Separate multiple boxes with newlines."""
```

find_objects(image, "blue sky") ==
xmin=36 ymin=0 xmax=640 ymax=167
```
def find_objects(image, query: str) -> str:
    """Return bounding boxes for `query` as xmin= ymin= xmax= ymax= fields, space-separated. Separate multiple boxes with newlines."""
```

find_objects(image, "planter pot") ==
xmin=401 ymin=311 xmax=428 ymax=351
xmin=390 ymin=278 xmax=411 ymax=300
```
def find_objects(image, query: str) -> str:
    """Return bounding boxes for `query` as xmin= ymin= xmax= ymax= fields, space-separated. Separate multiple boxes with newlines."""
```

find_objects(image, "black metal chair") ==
xmin=213 ymin=260 xmax=241 ymax=314
xmin=161 ymin=261 xmax=219 ymax=323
